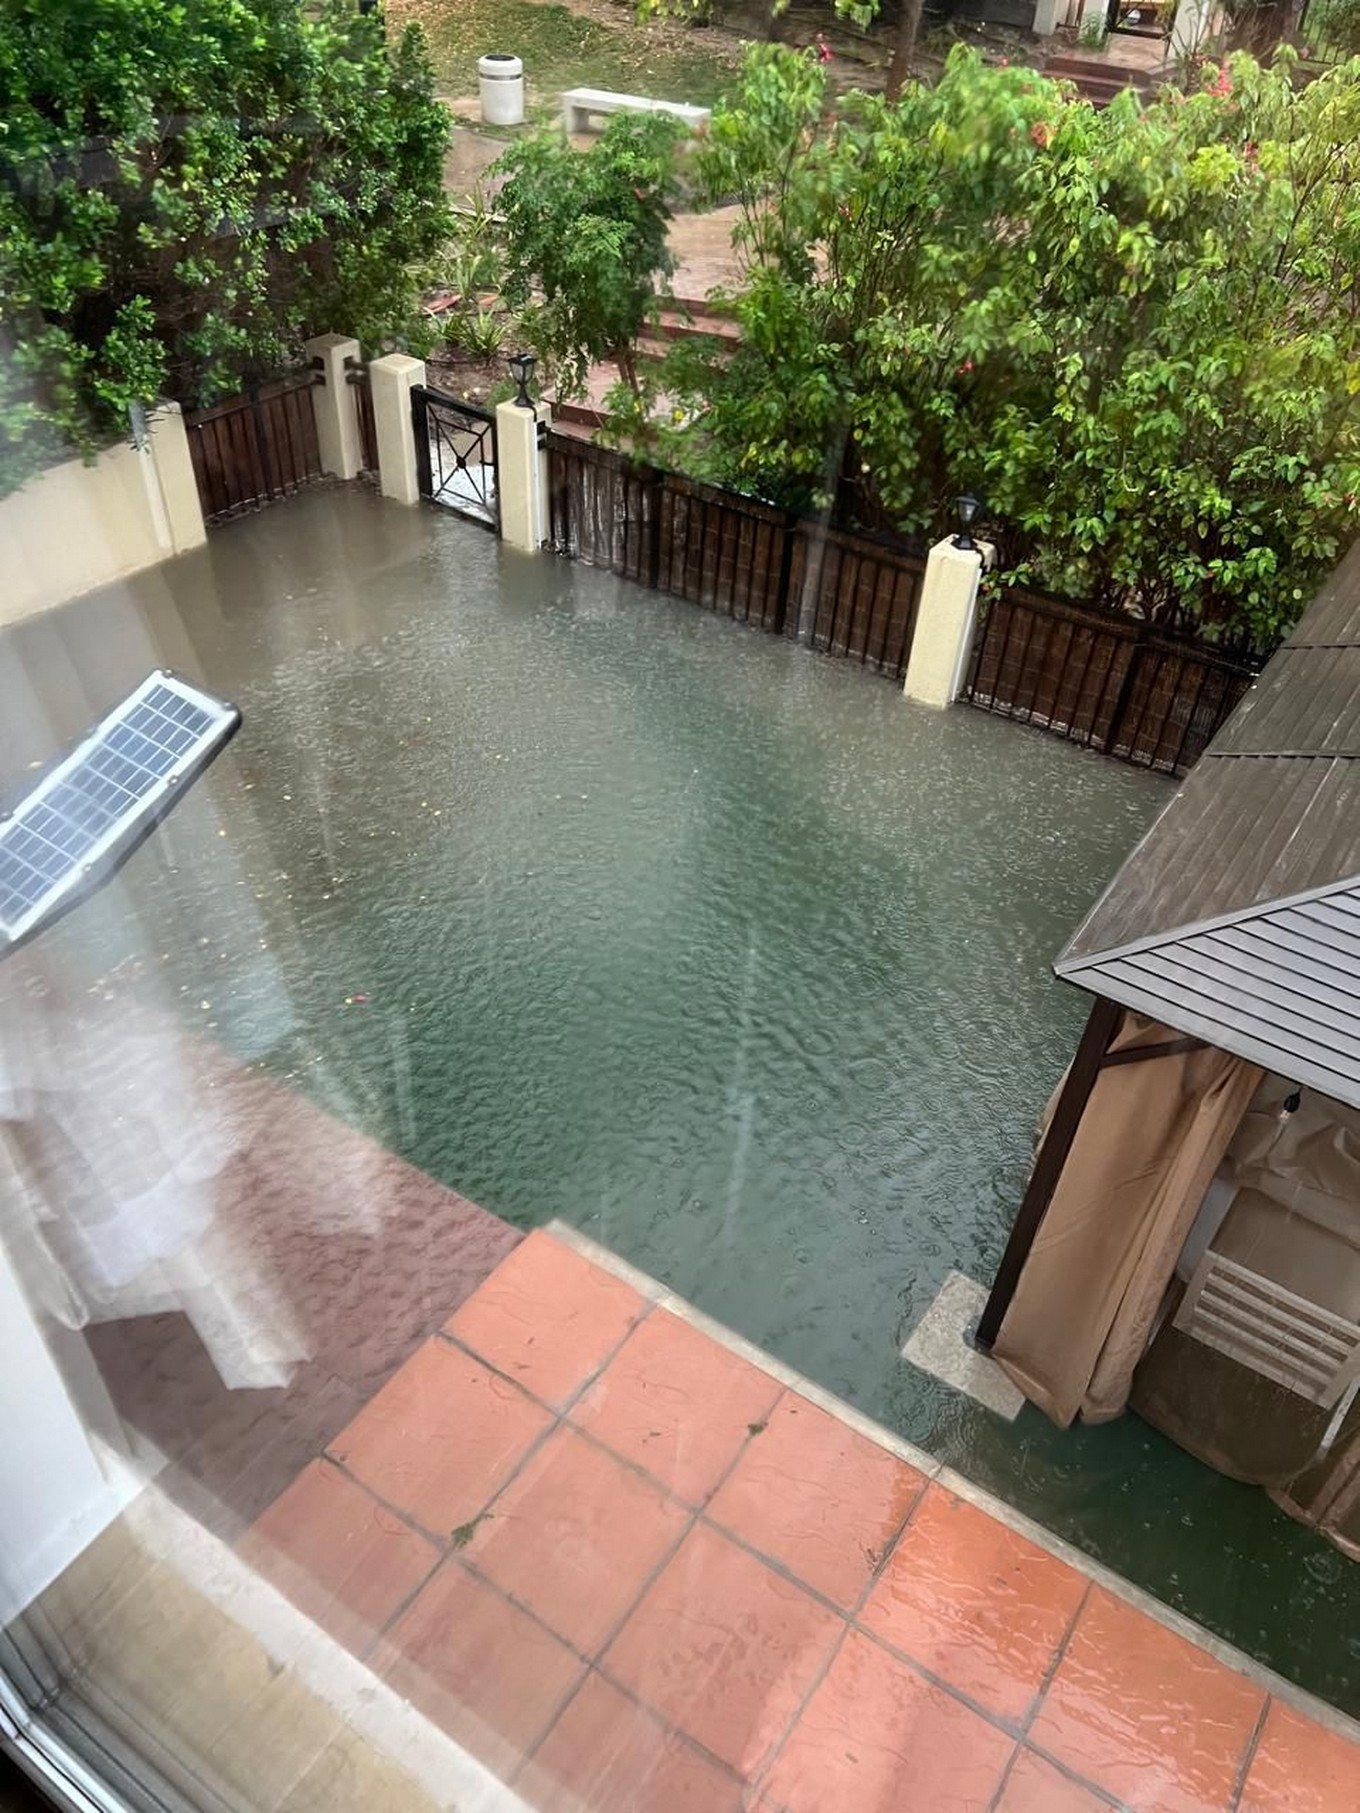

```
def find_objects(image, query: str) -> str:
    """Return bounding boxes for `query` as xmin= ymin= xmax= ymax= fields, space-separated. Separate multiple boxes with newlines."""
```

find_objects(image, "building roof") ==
xmin=1057 ymin=540 xmax=1360 ymax=1105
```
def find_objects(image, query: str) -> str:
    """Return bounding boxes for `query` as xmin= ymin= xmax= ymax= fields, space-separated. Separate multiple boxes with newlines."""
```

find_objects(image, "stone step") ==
xmin=1044 ymin=54 xmax=1159 ymax=107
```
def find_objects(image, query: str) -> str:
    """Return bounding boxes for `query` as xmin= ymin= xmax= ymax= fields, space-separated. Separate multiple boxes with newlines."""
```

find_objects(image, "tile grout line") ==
xmin=1227 ymin=1694 xmax=1272 ymax=1813
xmin=320 ymin=1296 xmax=664 ymax=1659
xmin=982 ymin=1746 xmax=1023 ymax=1813
xmin=979 ymin=1576 xmax=1098 ymax=1813
xmin=992 ymin=1579 xmax=1133 ymax=1813
xmin=1014 ymin=1575 xmax=1091 ymax=1746
xmin=437 ymin=1294 xmax=662 ymax=1539
xmin=118 ymin=1482 xmax=532 ymax=1813
xmin=1022 ymin=1732 xmax=1147 ymax=1812
xmin=741 ymin=1450 xmax=934 ymax=1802
xmin=548 ymin=1221 xmax=1360 ymax=1747
xmin=508 ymin=1383 xmax=801 ymax=1790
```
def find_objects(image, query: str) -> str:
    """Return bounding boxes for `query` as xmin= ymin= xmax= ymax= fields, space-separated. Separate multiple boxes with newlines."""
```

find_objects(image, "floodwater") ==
xmin=4 ymin=487 xmax=1357 ymax=1711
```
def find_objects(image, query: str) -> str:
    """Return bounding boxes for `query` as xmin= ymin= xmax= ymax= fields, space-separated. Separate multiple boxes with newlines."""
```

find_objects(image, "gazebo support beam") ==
xmin=974 ymin=993 xmax=1122 ymax=1352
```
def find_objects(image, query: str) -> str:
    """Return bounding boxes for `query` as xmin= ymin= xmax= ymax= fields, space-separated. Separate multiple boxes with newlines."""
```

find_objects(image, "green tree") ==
xmin=0 ymin=0 xmax=450 ymax=497
xmin=493 ymin=112 xmax=683 ymax=398
xmin=640 ymin=44 xmax=1360 ymax=644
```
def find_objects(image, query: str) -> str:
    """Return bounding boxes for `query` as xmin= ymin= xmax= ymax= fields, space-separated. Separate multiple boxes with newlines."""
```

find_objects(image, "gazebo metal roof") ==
xmin=1056 ymin=541 xmax=1360 ymax=1108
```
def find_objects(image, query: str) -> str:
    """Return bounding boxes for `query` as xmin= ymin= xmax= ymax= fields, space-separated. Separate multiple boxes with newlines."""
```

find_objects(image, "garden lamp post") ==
xmin=953 ymin=494 xmax=982 ymax=552
xmin=508 ymin=352 xmax=537 ymax=410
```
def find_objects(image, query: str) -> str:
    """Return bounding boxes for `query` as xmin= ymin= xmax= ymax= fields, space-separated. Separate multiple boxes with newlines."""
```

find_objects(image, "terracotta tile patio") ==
xmin=241 ymin=1227 xmax=1360 ymax=1813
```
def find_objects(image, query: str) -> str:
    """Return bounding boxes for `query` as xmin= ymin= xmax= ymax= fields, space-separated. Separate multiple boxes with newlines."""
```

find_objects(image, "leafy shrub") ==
xmin=0 ymin=0 xmax=450 ymax=496
xmin=637 ymin=43 xmax=1360 ymax=643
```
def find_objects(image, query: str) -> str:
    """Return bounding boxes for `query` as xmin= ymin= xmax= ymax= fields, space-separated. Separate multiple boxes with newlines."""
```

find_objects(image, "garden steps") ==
xmin=1044 ymin=52 xmax=1161 ymax=107
xmin=548 ymin=303 xmax=739 ymax=434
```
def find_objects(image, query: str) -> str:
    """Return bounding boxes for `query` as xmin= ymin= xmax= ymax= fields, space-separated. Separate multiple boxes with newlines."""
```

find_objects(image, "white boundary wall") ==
xmin=0 ymin=404 xmax=206 ymax=629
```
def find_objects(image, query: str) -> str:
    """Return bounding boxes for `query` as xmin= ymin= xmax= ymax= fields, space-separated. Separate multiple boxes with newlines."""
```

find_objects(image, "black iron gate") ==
xmin=411 ymin=385 xmax=498 ymax=530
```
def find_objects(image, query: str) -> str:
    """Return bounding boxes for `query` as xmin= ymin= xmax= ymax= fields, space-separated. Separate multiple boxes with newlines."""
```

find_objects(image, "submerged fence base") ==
xmin=547 ymin=432 xmax=928 ymax=683
xmin=963 ymin=586 xmax=1259 ymax=776
xmin=545 ymin=432 xmax=1261 ymax=778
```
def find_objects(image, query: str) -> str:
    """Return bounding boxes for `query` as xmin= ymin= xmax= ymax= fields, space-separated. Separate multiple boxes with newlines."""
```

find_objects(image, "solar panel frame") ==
xmin=0 ymin=670 xmax=241 ymax=954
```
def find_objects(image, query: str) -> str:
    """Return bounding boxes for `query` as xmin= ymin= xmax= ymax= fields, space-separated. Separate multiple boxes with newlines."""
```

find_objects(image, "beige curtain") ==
xmin=993 ymin=1013 xmax=1263 ymax=1427
xmin=1127 ymin=1077 xmax=1360 ymax=1558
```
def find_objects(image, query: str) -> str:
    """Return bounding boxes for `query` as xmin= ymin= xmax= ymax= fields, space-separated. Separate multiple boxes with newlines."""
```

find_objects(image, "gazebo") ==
xmin=977 ymin=544 xmax=1360 ymax=1556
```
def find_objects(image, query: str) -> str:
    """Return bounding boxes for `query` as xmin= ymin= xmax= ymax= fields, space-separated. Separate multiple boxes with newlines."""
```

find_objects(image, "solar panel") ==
xmin=0 ymin=670 xmax=241 ymax=953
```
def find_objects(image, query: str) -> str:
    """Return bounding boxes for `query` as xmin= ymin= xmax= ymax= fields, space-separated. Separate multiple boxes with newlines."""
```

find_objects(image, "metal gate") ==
xmin=411 ymin=385 xmax=498 ymax=530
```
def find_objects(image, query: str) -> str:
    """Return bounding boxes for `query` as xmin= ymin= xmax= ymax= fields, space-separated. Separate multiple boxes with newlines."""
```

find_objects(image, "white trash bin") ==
xmin=478 ymin=54 xmax=524 ymax=128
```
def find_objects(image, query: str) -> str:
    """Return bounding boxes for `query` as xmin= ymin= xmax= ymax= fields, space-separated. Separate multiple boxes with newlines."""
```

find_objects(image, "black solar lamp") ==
xmin=953 ymin=494 xmax=982 ymax=552
xmin=508 ymin=352 xmax=537 ymax=410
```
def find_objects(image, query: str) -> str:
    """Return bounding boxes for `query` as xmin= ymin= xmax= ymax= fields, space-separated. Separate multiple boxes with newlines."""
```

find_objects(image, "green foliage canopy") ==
xmin=640 ymin=44 xmax=1360 ymax=643
xmin=0 ymin=0 xmax=450 ymax=495
xmin=493 ymin=111 xmax=683 ymax=397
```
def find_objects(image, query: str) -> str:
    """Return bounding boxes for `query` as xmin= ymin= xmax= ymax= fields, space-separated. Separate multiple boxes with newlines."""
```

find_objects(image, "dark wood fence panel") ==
xmin=963 ymin=585 xmax=1258 ymax=776
xmin=547 ymin=433 xmax=923 ymax=671
xmin=185 ymin=372 xmax=323 ymax=524
xmin=656 ymin=473 xmax=791 ymax=628
xmin=548 ymin=435 xmax=660 ymax=581
xmin=789 ymin=525 xmax=926 ymax=679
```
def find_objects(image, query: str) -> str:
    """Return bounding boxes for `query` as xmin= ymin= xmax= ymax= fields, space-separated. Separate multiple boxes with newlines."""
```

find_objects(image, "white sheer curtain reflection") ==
xmin=0 ymin=965 xmax=304 ymax=1390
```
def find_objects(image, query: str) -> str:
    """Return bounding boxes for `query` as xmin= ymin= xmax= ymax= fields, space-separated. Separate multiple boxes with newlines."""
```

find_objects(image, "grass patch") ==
xmin=391 ymin=0 xmax=743 ymax=111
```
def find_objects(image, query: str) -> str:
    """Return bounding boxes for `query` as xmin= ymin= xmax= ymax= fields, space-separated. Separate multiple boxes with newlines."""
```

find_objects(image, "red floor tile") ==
xmin=761 ymin=1628 xmax=1014 ymax=1812
xmin=466 ymin=1424 xmax=690 ymax=1655
xmin=859 ymin=1486 xmax=1087 ymax=1723
xmin=446 ymin=1231 xmax=644 ymax=1410
xmin=1029 ymin=1588 xmax=1265 ymax=1813
xmin=602 ymin=1520 xmax=843 ymax=1779
xmin=240 ymin=1459 xmax=439 ymax=1653
xmin=571 ymin=1310 xmax=782 ymax=1508
xmin=377 ymin=1559 xmax=584 ymax=1778
xmin=994 ymin=1749 xmax=1110 ymax=1813
xmin=706 ymin=1391 xmax=925 ymax=1611
xmin=519 ymin=1673 xmax=744 ymax=1812
xmin=326 ymin=1337 xmax=551 ymax=1540
xmin=1238 ymin=1700 xmax=1360 ymax=1813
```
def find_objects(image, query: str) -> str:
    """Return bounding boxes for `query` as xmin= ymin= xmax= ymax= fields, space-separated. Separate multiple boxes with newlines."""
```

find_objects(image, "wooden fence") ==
xmin=515 ymin=431 xmax=1261 ymax=780
xmin=962 ymin=584 xmax=1260 ymax=776
xmin=547 ymin=434 xmax=928 ymax=681
xmin=184 ymin=371 xmax=324 ymax=524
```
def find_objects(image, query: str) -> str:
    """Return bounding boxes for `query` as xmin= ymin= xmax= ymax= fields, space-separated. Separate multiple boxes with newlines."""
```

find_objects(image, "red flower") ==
xmin=1210 ymin=67 xmax=1232 ymax=96
xmin=815 ymin=35 xmax=833 ymax=63
xmin=1030 ymin=120 xmax=1052 ymax=148
xmin=957 ymin=358 xmax=975 ymax=375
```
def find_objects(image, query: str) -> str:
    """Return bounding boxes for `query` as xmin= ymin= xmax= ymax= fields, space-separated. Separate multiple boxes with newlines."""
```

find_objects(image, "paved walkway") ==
xmin=242 ymin=1228 xmax=1360 ymax=1812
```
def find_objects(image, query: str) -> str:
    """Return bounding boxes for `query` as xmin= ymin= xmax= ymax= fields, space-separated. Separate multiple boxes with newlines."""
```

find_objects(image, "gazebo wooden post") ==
xmin=974 ymin=994 xmax=1122 ymax=1352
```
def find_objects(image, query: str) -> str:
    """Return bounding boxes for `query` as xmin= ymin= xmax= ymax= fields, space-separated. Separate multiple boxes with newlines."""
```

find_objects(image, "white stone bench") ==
xmin=561 ymin=87 xmax=711 ymax=138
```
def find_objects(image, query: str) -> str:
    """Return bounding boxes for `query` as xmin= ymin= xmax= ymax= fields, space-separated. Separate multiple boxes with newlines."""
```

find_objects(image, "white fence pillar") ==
xmin=370 ymin=353 xmax=426 ymax=506
xmin=1032 ymin=0 xmax=1064 ymax=32
xmin=144 ymin=402 xmax=206 ymax=555
xmin=305 ymin=333 xmax=363 ymax=481
xmin=495 ymin=398 xmax=551 ymax=553
xmin=902 ymin=536 xmax=986 ymax=709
